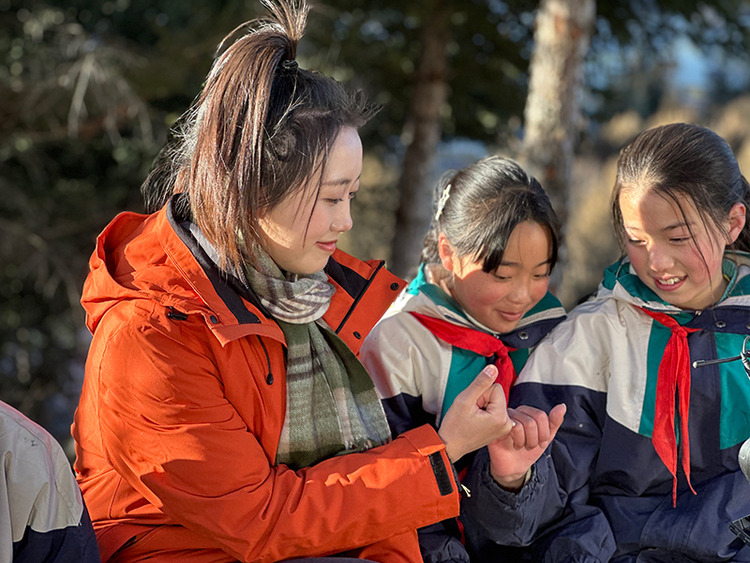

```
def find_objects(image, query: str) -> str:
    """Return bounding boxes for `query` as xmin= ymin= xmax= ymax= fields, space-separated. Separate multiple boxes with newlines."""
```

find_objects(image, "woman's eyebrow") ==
xmin=322 ymin=173 xmax=362 ymax=187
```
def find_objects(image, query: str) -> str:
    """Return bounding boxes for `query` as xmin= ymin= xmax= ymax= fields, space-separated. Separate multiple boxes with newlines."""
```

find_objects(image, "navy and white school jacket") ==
xmin=361 ymin=263 xmax=566 ymax=562
xmin=0 ymin=401 xmax=100 ymax=562
xmin=461 ymin=253 xmax=750 ymax=563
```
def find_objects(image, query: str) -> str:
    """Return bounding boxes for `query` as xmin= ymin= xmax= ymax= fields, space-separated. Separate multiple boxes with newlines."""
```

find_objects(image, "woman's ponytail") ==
xmin=145 ymin=0 xmax=375 ymax=274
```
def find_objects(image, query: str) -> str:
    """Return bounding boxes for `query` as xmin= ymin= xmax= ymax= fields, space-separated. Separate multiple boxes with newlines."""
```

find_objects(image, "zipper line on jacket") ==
xmin=166 ymin=307 xmax=188 ymax=321
xmin=256 ymin=335 xmax=274 ymax=385
xmin=334 ymin=260 xmax=385 ymax=334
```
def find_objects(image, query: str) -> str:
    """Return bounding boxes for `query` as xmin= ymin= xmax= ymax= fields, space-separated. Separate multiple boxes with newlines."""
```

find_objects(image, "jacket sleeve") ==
xmin=87 ymin=312 xmax=461 ymax=563
xmin=460 ymin=306 xmax=618 ymax=563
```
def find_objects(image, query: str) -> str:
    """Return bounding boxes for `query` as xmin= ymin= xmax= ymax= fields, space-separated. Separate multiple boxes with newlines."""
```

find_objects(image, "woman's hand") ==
xmin=438 ymin=365 xmax=514 ymax=462
xmin=488 ymin=403 xmax=566 ymax=491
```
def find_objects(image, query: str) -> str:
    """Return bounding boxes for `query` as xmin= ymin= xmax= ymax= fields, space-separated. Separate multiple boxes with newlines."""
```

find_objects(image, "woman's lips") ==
xmin=316 ymin=240 xmax=337 ymax=253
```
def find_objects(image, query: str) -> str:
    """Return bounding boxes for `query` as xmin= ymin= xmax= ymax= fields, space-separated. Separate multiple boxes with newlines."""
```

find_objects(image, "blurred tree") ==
xmin=521 ymin=0 xmax=595 ymax=227
xmin=308 ymin=0 xmax=750 ymax=278
xmin=388 ymin=0 xmax=452 ymax=279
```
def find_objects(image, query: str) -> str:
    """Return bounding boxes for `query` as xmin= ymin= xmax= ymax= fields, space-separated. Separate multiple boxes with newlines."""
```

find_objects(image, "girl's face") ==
xmin=258 ymin=127 xmax=362 ymax=275
xmin=439 ymin=220 xmax=553 ymax=334
xmin=619 ymin=189 xmax=745 ymax=310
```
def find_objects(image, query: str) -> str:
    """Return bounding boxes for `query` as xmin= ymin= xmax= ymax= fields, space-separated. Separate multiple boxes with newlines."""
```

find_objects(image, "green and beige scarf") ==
xmin=244 ymin=250 xmax=392 ymax=470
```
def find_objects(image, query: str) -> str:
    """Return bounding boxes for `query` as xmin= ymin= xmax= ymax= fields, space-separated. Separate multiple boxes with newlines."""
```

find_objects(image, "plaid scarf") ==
xmin=244 ymin=250 xmax=391 ymax=470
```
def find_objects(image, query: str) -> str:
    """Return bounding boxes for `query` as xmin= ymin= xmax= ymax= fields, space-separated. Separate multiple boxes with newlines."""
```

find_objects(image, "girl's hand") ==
xmin=438 ymin=365 xmax=514 ymax=462
xmin=488 ymin=403 xmax=566 ymax=491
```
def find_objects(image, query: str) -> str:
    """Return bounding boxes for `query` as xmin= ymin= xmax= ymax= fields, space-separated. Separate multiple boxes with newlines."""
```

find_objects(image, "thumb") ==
xmin=461 ymin=364 xmax=498 ymax=408
xmin=549 ymin=403 xmax=567 ymax=434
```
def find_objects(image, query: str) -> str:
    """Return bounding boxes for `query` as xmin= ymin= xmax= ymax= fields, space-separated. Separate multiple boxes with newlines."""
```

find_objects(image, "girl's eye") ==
xmin=627 ymin=238 xmax=645 ymax=246
xmin=670 ymin=236 xmax=691 ymax=244
xmin=349 ymin=191 xmax=357 ymax=200
xmin=534 ymin=272 xmax=551 ymax=280
xmin=493 ymin=273 xmax=510 ymax=281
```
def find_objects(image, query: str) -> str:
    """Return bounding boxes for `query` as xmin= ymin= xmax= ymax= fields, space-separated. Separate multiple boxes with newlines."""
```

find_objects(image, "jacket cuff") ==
xmin=473 ymin=447 xmax=545 ymax=508
xmin=401 ymin=425 xmax=461 ymax=500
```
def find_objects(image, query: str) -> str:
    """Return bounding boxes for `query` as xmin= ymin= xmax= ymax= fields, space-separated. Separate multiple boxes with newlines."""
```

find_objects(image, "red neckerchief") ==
xmin=639 ymin=307 xmax=699 ymax=506
xmin=410 ymin=311 xmax=517 ymax=400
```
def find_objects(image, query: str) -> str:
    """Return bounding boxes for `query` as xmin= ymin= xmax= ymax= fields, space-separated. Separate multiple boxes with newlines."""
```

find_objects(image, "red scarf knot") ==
xmin=410 ymin=312 xmax=517 ymax=400
xmin=639 ymin=307 xmax=699 ymax=506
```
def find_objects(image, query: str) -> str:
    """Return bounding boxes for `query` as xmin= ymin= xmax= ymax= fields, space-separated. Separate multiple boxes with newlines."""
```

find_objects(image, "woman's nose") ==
xmin=332 ymin=201 xmax=353 ymax=233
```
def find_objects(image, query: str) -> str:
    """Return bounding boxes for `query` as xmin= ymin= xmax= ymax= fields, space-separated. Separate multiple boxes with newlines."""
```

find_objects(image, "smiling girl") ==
xmin=461 ymin=123 xmax=750 ymax=562
xmin=361 ymin=155 xmax=568 ymax=563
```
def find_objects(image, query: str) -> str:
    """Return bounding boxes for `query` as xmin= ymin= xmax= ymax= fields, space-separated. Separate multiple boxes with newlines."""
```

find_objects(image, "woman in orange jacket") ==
xmin=71 ymin=2 xmax=563 ymax=562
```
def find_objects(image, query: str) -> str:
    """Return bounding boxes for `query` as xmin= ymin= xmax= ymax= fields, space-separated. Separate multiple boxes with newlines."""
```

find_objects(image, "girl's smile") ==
xmin=439 ymin=220 xmax=553 ymax=334
xmin=619 ymin=189 xmax=745 ymax=310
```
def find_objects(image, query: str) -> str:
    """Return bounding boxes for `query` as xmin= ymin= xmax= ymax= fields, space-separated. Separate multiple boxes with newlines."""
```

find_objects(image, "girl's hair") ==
xmin=421 ymin=156 xmax=561 ymax=272
xmin=612 ymin=122 xmax=750 ymax=254
xmin=142 ymin=0 xmax=377 ymax=272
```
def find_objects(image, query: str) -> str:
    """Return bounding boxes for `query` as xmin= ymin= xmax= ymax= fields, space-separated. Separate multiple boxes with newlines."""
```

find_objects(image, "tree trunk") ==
xmin=521 ymin=0 xmax=596 ymax=225
xmin=388 ymin=0 xmax=451 ymax=280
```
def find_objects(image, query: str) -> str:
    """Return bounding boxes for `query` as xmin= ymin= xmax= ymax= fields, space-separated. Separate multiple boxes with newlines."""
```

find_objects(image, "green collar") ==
xmin=602 ymin=253 xmax=750 ymax=310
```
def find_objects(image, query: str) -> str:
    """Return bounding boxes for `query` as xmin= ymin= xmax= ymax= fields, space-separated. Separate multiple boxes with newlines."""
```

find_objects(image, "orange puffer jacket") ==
xmin=72 ymin=197 xmax=461 ymax=563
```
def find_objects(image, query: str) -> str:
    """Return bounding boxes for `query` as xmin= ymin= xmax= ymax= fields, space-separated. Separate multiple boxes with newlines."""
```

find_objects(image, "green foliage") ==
xmin=304 ymin=0 xmax=536 ymax=148
xmin=0 ymin=2 xmax=162 ymax=446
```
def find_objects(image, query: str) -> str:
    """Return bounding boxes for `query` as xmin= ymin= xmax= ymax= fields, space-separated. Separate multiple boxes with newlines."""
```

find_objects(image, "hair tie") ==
xmin=280 ymin=59 xmax=299 ymax=73
xmin=434 ymin=183 xmax=452 ymax=221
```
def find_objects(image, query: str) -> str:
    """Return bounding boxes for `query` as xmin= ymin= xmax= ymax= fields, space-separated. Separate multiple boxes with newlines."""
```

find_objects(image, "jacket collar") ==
xmin=401 ymin=262 xmax=566 ymax=348
xmin=600 ymin=252 xmax=750 ymax=316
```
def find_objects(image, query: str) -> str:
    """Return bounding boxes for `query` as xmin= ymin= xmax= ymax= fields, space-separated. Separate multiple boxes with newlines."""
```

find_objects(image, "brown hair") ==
xmin=144 ymin=0 xmax=377 ymax=272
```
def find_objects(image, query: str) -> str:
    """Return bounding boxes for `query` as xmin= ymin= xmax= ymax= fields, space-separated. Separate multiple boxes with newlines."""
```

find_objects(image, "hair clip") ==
xmin=434 ymin=183 xmax=452 ymax=221
xmin=280 ymin=59 xmax=299 ymax=72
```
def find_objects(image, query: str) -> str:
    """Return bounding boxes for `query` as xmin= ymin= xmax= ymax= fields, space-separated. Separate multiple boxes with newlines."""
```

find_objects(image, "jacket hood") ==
xmin=82 ymin=198 xmax=284 ymax=345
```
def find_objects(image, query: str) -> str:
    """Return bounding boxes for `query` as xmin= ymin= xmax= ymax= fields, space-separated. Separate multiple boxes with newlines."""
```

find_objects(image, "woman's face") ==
xmin=440 ymin=220 xmax=553 ymax=334
xmin=258 ymin=127 xmax=362 ymax=275
xmin=619 ymin=189 xmax=745 ymax=310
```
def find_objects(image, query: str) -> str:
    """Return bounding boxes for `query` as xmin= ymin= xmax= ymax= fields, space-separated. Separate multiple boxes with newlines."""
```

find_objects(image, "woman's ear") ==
xmin=726 ymin=202 xmax=747 ymax=244
xmin=438 ymin=233 xmax=456 ymax=273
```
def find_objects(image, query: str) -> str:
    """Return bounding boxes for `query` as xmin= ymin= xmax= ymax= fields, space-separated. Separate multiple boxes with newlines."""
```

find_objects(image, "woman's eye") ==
xmin=349 ymin=191 xmax=357 ymax=200
xmin=534 ymin=272 xmax=551 ymax=280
